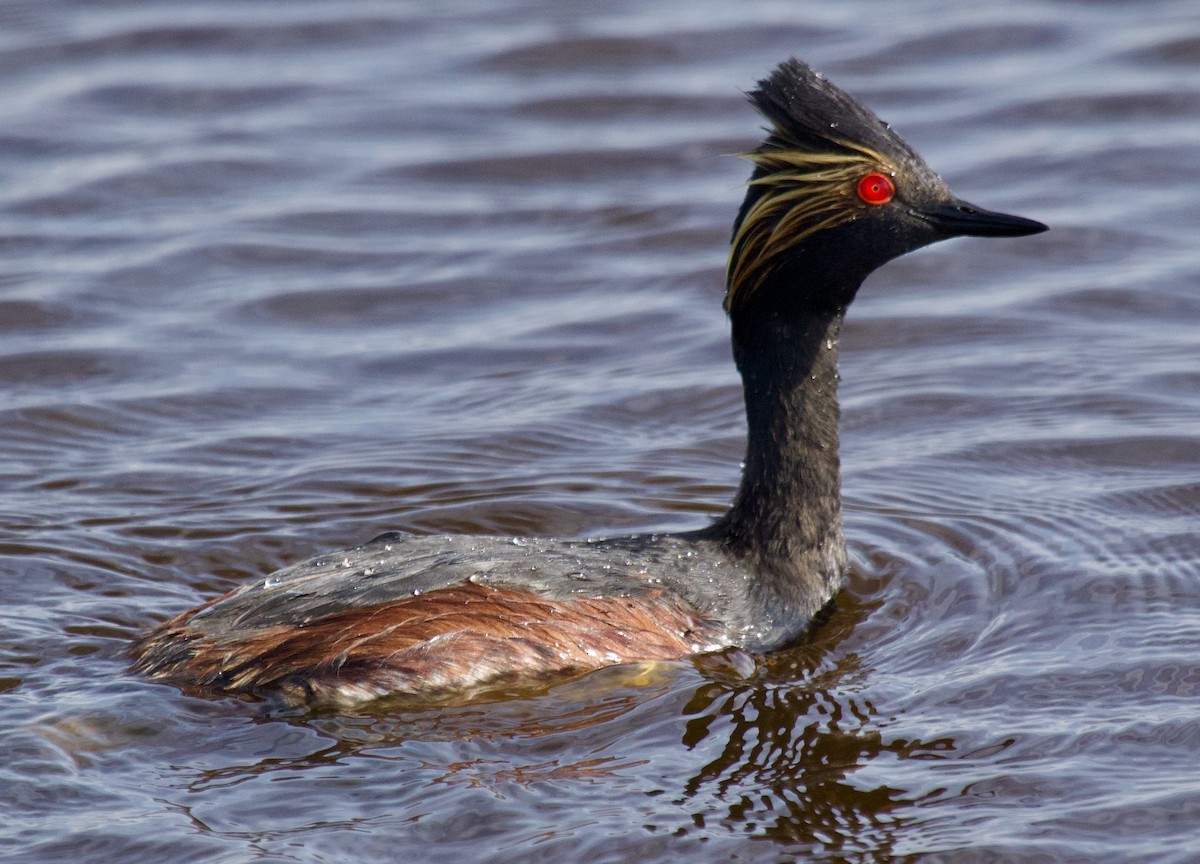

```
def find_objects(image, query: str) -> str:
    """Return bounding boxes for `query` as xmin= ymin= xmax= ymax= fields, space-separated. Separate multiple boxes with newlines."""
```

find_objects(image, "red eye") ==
xmin=856 ymin=172 xmax=895 ymax=205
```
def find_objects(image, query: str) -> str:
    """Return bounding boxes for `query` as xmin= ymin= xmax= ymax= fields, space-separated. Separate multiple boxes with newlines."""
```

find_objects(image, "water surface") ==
xmin=3 ymin=1 xmax=1199 ymax=862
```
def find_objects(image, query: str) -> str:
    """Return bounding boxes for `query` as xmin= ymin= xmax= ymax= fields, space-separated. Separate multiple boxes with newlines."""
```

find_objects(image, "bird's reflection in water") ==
xmin=670 ymin=592 xmax=948 ymax=859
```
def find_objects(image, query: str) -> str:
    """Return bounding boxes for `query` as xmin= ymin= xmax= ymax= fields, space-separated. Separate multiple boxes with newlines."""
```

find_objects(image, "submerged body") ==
xmin=131 ymin=58 xmax=1045 ymax=708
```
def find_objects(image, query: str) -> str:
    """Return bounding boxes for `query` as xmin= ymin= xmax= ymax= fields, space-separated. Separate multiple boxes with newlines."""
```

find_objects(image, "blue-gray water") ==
xmin=3 ymin=1 xmax=1199 ymax=862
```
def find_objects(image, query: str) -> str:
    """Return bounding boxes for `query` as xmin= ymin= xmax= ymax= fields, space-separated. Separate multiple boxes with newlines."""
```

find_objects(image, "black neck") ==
xmin=703 ymin=307 xmax=848 ymax=603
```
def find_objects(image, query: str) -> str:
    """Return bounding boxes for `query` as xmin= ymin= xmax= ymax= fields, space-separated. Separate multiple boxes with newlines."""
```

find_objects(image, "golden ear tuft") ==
xmin=724 ymin=141 xmax=895 ymax=313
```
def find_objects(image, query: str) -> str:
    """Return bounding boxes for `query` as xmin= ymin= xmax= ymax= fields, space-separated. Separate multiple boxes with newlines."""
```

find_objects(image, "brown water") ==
xmin=3 ymin=1 xmax=1199 ymax=861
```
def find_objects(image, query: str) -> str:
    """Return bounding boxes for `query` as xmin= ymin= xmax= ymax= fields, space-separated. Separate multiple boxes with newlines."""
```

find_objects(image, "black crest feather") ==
xmin=749 ymin=58 xmax=919 ymax=165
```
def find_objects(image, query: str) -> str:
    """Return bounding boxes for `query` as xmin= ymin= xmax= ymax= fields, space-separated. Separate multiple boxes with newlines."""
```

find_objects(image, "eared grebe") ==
xmin=131 ymin=58 xmax=1046 ymax=708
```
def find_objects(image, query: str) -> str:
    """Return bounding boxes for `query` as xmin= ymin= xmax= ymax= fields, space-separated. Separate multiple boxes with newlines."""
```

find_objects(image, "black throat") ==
xmin=701 ymin=303 xmax=849 ymax=613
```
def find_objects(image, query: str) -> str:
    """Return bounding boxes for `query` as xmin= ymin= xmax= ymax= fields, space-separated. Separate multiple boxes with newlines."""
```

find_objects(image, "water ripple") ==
xmin=2 ymin=1 xmax=1200 ymax=863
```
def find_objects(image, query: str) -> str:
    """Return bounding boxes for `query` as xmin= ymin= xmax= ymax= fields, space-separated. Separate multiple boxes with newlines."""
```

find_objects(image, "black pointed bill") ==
xmin=918 ymin=199 xmax=1048 ymax=238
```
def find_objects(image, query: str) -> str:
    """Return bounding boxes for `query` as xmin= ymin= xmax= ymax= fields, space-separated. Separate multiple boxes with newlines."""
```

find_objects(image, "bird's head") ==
xmin=725 ymin=58 xmax=1046 ymax=320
